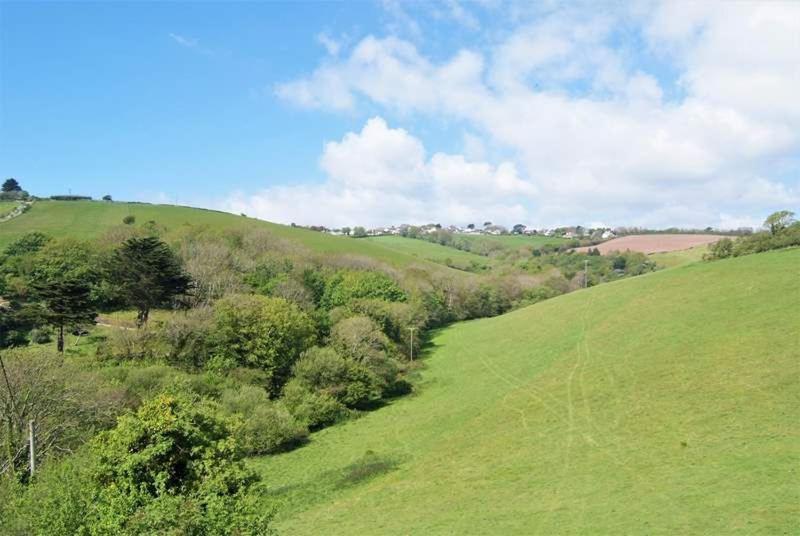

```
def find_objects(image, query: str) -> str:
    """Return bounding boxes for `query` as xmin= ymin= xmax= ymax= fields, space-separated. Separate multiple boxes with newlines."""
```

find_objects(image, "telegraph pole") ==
xmin=408 ymin=327 xmax=416 ymax=362
xmin=584 ymin=259 xmax=589 ymax=289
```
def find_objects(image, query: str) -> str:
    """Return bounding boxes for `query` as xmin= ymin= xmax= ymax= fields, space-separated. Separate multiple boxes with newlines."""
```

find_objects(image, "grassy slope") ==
xmin=460 ymin=233 xmax=569 ymax=250
xmin=365 ymin=235 xmax=491 ymax=269
xmin=256 ymin=248 xmax=800 ymax=534
xmin=0 ymin=201 xmax=18 ymax=217
xmin=0 ymin=201 xmax=461 ymax=272
xmin=650 ymin=244 xmax=709 ymax=268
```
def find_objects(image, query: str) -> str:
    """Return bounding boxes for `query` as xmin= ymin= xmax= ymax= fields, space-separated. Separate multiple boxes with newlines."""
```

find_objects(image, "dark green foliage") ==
xmin=27 ymin=239 xmax=100 ymax=352
xmin=102 ymin=195 xmax=112 ymax=201
xmin=89 ymin=393 xmax=273 ymax=535
xmin=705 ymin=221 xmax=800 ymax=260
xmin=707 ymin=237 xmax=734 ymax=259
xmin=107 ymin=236 xmax=193 ymax=326
xmin=122 ymin=215 xmax=135 ymax=225
xmin=3 ymin=231 xmax=51 ymax=256
xmin=321 ymin=270 xmax=406 ymax=309
xmin=2 ymin=178 xmax=21 ymax=192
xmin=351 ymin=226 xmax=367 ymax=238
xmin=212 ymin=294 xmax=316 ymax=396
xmin=49 ymin=195 xmax=92 ymax=201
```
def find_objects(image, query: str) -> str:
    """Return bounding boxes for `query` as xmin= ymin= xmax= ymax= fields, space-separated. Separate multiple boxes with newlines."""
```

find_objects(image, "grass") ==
xmin=0 ymin=200 xmax=463 ymax=273
xmin=253 ymin=248 xmax=800 ymax=534
xmin=650 ymin=244 xmax=710 ymax=268
xmin=365 ymin=235 xmax=491 ymax=271
xmin=459 ymin=233 xmax=570 ymax=250
xmin=0 ymin=201 xmax=19 ymax=218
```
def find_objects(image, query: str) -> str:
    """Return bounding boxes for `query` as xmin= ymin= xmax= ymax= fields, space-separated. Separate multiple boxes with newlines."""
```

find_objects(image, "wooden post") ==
xmin=29 ymin=420 xmax=35 ymax=477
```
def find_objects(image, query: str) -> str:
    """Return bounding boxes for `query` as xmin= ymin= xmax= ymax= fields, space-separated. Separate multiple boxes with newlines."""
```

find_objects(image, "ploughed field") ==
xmin=254 ymin=248 xmax=800 ymax=534
xmin=576 ymin=233 xmax=724 ymax=254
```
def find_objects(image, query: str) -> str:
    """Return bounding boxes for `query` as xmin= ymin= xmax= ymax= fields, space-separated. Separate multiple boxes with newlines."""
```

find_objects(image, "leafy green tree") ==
xmin=341 ymin=226 xmax=351 ymax=236
xmin=764 ymin=210 xmax=795 ymax=235
xmin=352 ymin=226 xmax=367 ymax=238
xmin=90 ymin=393 xmax=274 ymax=535
xmin=28 ymin=240 xmax=99 ymax=352
xmin=2 ymin=178 xmax=21 ymax=192
xmin=213 ymin=295 xmax=316 ymax=395
xmin=108 ymin=236 xmax=193 ymax=326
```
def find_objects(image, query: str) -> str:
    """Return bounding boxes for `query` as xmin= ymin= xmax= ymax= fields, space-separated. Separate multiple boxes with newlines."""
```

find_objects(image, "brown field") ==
xmin=575 ymin=234 xmax=724 ymax=255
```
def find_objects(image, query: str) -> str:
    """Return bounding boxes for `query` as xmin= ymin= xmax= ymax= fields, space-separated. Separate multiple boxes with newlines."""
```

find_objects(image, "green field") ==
xmin=0 ymin=201 xmax=19 ymax=218
xmin=0 ymin=201 xmax=460 ymax=272
xmin=649 ymin=244 xmax=710 ymax=268
xmin=366 ymin=235 xmax=491 ymax=270
xmin=460 ymin=233 xmax=570 ymax=250
xmin=254 ymin=248 xmax=800 ymax=534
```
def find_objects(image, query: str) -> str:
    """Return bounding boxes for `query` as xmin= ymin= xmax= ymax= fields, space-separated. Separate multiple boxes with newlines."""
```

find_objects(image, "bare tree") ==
xmin=0 ymin=349 xmax=127 ymax=479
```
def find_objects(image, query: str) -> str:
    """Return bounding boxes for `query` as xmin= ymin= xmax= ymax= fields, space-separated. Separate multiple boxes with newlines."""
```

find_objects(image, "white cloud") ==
xmin=168 ymin=33 xmax=198 ymax=48
xmin=317 ymin=32 xmax=341 ymax=56
xmin=223 ymin=117 xmax=534 ymax=228
xmin=266 ymin=1 xmax=799 ymax=228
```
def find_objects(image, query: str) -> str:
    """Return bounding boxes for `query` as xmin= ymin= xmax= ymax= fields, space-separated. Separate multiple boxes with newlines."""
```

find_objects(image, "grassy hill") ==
xmin=365 ymin=235 xmax=491 ymax=270
xmin=460 ymin=233 xmax=569 ymax=250
xmin=254 ymin=248 xmax=799 ymax=534
xmin=0 ymin=200 xmax=462 ymax=273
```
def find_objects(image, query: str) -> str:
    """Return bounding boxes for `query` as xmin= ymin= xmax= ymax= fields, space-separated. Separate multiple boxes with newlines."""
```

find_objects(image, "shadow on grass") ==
xmin=264 ymin=450 xmax=403 ymax=502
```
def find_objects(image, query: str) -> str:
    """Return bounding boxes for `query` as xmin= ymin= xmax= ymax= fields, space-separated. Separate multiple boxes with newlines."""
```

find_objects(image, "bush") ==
xmin=97 ymin=325 xmax=164 ymax=362
xmin=159 ymin=307 xmax=215 ymax=369
xmin=219 ymin=385 xmax=307 ymax=455
xmin=292 ymin=347 xmax=383 ymax=409
xmin=212 ymin=295 xmax=317 ymax=396
xmin=3 ymin=231 xmax=51 ymax=256
xmin=28 ymin=327 xmax=52 ymax=344
xmin=321 ymin=270 xmax=406 ymax=309
xmin=281 ymin=380 xmax=347 ymax=429
xmin=89 ymin=393 xmax=274 ymax=535
xmin=122 ymin=214 xmax=135 ymax=225
xmin=0 ymin=449 xmax=96 ymax=536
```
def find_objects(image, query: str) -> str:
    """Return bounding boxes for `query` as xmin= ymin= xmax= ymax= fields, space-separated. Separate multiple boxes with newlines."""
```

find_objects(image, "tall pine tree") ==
xmin=108 ymin=237 xmax=192 ymax=326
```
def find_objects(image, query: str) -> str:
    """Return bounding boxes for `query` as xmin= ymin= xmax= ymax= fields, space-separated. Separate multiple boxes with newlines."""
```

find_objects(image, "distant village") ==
xmin=294 ymin=222 xmax=618 ymax=240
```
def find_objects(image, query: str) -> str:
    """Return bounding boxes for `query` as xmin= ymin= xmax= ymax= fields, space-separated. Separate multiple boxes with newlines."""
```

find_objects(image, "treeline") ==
xmin=705 ymin=211 xmax=799 ymax=260
xmin=0 ymin=219 xmax=581 ymax=532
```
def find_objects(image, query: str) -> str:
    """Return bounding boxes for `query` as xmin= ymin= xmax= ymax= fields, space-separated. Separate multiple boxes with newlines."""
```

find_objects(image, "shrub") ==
xmin=28 ymin=327 xmax=52 ymax=344
xmin=321 ymin=270 xmax=406 ymax=309
xmin=3 ymin=231 xmax=51 ymax=256
xmin=292 ymin=347 xmax=383 ymax=409
xmin=330 ymin=316 xmax=393 ymax=363
xmin=122 ymin=214 xmax=135 ymax=225
xmin=220 ymin=385 xmax=307 ymax=455
xmin=281 ymin=380 xmax=347 ymax=429
xmin=212 ymin=295 xmax=317 ymax=396
xmin=97 ymin=325 xmax=164 ymax=362
xmin=89 ymin=393 xmax=274 ymax=535
xmin=159 ymin=307 xmax=216 ymax=369
xmin=0 ymin=449 xmax=96 ymax=536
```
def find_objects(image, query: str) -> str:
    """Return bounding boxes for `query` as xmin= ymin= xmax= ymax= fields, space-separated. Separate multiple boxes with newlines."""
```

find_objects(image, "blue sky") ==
xmin=1 ymin=1 xmax=797 ymax=229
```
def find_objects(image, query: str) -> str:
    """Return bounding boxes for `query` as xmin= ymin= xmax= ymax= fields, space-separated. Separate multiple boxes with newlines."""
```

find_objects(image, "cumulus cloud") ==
xmin=223 ymin=117 xmax=533 ymax=228
xmin=264 ymin=1 xmax=799 ymax=228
